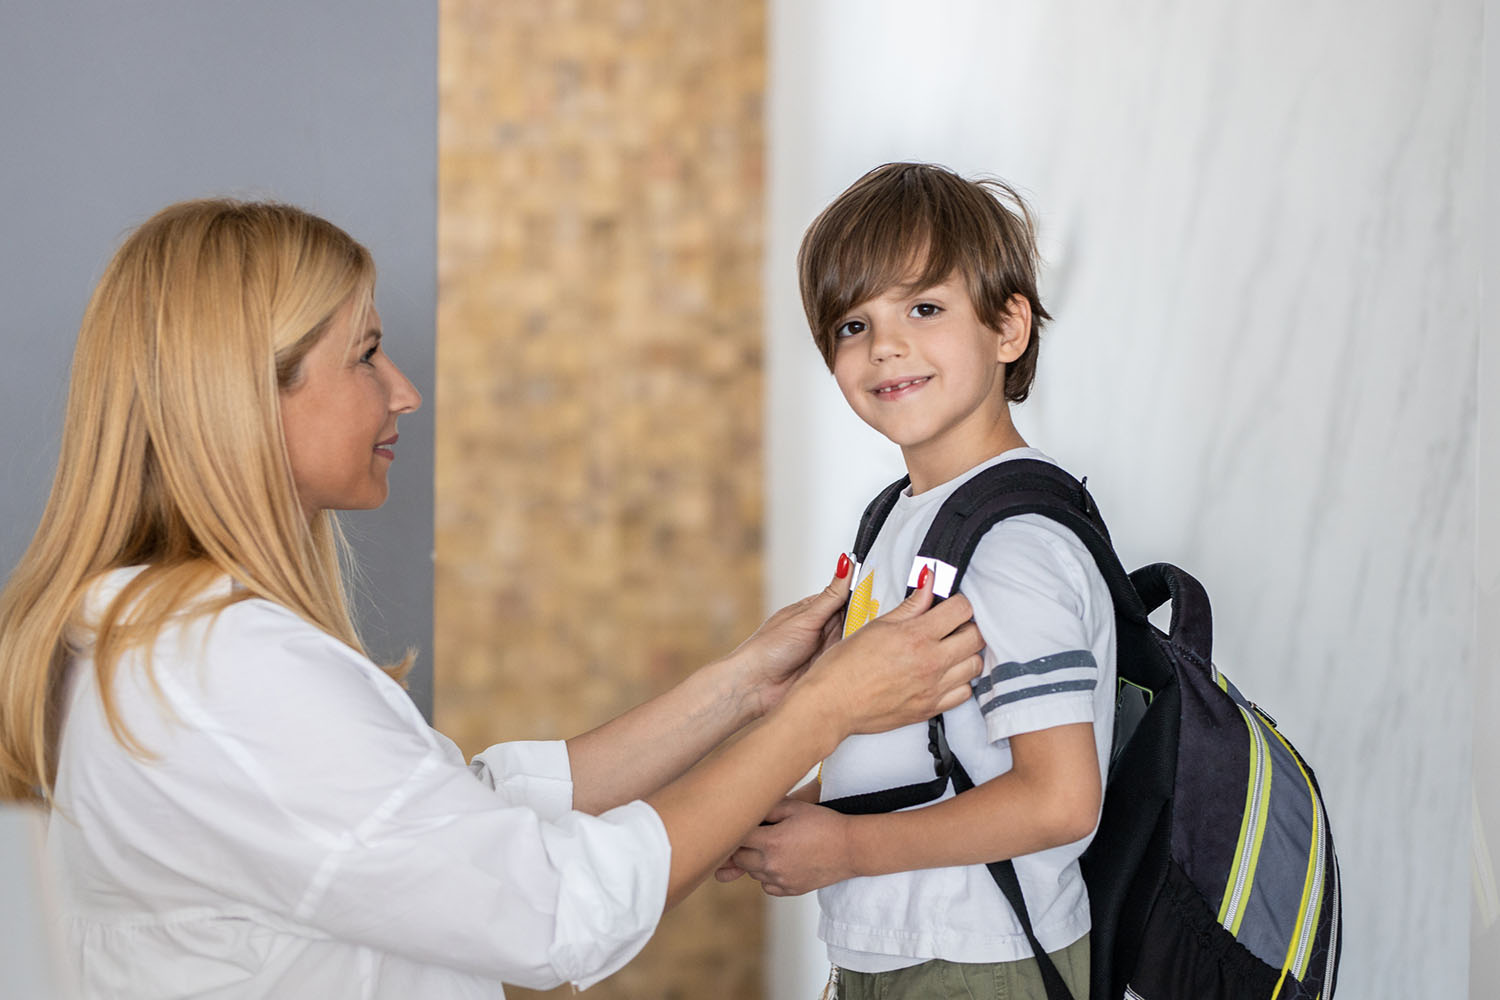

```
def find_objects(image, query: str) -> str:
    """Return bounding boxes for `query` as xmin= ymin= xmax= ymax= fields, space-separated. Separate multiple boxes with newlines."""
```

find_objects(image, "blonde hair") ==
xmin=0 ymin=199 xmax=407 ymax=802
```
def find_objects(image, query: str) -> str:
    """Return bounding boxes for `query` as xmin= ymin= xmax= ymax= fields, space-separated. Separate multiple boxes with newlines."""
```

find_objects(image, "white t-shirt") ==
xmin=818 ymin=448 xmax=1116 ymax=971
xmin=48 ymin=567 xmax=670 ymax=999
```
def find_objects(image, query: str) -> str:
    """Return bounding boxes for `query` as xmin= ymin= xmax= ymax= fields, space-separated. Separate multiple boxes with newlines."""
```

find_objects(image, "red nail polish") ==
xmin=918 ymin=565 xmax=931 ymax=590
xmin=836 ymin=553 xmax=851 ymax=579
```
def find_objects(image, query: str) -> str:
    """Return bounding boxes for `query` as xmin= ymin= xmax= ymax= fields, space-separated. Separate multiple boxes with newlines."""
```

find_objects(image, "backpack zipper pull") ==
xmin=1251 ymin=702 xmax=1278 ymax=728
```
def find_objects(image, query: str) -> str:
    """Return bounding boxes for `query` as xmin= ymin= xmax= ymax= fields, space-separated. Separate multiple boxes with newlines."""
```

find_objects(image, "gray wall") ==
xmin=0 ymin=805 xmax=73 ymax=999
xmin=0 ymin=0 xmax=436 ymax=715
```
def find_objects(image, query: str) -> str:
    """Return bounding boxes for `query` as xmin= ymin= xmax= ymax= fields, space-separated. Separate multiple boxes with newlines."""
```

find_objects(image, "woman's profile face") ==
xmin=279 ymin=298 xmax=421 ymax=517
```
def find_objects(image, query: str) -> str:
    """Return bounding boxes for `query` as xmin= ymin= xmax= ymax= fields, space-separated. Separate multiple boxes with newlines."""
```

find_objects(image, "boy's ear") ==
xmin=994 ymin=293 xmax=1031 ymax=364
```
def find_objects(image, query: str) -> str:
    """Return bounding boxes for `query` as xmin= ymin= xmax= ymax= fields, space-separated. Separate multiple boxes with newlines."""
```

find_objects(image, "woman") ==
xmin=0 ymin=199 xmax=981 ymax=998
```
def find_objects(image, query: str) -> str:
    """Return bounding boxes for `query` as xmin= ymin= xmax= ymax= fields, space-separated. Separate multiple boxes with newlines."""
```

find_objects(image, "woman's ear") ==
xmin=994 ymin=293 xmax=1031 ymax=364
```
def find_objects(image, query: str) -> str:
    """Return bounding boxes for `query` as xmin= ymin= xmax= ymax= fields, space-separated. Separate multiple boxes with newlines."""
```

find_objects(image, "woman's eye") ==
xmin=834 ymin=319 xmax=866 ymax=339
xmin=359 ymin=345 xmax=380 ymax=365
xmin=911 ymin=302 xmax=941 ymax=318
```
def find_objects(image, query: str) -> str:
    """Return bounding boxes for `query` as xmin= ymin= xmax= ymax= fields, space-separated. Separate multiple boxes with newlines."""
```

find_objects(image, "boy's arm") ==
xmin=728 ymin=721 xmax=1099 ymax=896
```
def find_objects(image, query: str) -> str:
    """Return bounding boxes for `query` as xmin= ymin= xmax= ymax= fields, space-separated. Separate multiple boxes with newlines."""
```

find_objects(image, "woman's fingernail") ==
xmin=917 ymin=566 xmax=931 ymax=590
xmin=836 ymin=553 xmax=851 ymax=579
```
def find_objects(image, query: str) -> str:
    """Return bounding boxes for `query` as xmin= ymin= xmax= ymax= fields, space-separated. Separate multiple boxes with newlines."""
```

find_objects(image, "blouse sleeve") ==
xmin=107 ymin=600 xmax=671 ymax=991
xmin=456 ymin=736 xmax=575 ymax=820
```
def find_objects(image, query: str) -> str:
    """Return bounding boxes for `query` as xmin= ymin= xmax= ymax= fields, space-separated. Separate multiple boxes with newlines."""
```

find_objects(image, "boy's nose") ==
xmin=868 ymin=325 xmax=908 ymax=361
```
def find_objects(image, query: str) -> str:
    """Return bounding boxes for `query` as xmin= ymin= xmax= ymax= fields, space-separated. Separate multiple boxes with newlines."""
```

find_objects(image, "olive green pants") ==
xmin=835 ymin=934 xmax=1089 ymax=1000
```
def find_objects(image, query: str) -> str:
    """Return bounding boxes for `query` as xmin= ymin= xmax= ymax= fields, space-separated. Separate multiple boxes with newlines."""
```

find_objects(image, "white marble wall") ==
xmin=764 ymin=2 xmax=1480 ymax=997
xmin=1471 ymin=2 xmax=1498 ymax=991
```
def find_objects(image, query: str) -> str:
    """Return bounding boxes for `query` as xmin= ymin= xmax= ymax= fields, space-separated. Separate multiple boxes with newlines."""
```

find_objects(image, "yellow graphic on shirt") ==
xmin=843 ymin=571 xmax=880 ymax=638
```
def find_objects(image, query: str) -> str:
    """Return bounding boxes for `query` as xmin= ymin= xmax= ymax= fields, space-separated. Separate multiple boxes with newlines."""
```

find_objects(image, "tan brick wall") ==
xmin=436 ymin=2 xmax=766 ymax=996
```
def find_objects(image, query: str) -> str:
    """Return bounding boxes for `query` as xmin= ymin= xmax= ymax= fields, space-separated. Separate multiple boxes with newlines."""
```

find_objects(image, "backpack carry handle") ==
xmin=1129 ymin=562 xmax=1213 ymax=667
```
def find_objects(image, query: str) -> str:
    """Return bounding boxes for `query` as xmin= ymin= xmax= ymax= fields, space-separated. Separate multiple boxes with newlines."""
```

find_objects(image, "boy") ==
xmin=725 ymin=163 xmax=1115 ymax=1000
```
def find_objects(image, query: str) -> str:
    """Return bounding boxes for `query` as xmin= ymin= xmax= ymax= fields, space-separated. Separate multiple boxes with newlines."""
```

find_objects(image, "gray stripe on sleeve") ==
xmin=978 ymin=678 xmax=1098 ymax=714
xmin=974 ymin=650 xmax=1098 ymax=697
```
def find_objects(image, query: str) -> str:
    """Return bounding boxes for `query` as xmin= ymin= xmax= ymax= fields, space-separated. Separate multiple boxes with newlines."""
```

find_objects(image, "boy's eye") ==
xmin=834 ymin=319 xmax=866 ymax=339
xmin=910 ymin=302 xmax=942 ymax=318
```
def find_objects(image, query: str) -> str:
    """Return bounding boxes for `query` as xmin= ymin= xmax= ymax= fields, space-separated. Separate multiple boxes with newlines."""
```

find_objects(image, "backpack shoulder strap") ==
xmin=825 ymin=474 xmax=964 ymax=816
xmin=912 ymin=460 xmax=1125 ymax=1000
xmin=826 ymin=461 xmax=1145 ymax=821
xmin=949 ymin=757 xmax=1078 ymax=1000
xmin=928 ymin=460 xmax=1171 ymax=701
xmin=916 ymin=459 xmax=1147 ymax=628
xmin=823 ymin=472 xmax=943 ymax=817
xmin=852 ymin=474 xmax=911 ymax=563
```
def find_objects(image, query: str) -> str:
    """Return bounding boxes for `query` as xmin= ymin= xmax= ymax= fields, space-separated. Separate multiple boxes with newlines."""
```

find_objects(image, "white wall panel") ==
xmin=766 ymin=2 xmax=1479 ymax=996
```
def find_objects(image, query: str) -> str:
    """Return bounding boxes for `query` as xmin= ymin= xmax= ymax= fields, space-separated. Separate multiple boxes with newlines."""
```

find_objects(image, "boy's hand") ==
xmin=713 ymin=779 xmax=823 ymax=883
xmin=720 ymin=798 xmax=855 ymax=897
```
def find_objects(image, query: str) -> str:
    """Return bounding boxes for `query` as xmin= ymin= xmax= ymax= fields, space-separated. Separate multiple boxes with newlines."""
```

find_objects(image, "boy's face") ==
xmin=830 ymin=273 xmax=1029 ymax=490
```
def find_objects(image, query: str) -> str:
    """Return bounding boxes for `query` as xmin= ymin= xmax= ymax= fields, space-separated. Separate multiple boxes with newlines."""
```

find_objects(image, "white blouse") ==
xmin=47 ymin=568 xmax=670 ymax=999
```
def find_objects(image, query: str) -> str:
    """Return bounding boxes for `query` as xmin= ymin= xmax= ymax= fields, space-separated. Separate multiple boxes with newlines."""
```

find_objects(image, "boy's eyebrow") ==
xmin=894 ymin=277 xmax=956 ymax=299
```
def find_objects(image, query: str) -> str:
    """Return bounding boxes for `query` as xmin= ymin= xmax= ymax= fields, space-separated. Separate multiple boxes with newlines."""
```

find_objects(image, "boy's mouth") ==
xmin=872 ymin=376 xmax=931 ymax=397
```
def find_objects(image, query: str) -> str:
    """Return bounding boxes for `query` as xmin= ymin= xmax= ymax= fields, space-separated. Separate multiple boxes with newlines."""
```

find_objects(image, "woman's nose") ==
xmin=387 ymin=361 xmax=422 ymax=414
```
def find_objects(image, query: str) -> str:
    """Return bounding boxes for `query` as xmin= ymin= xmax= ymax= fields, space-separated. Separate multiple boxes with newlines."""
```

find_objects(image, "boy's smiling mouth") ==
xmin=872 ymin=376 xmax=932 ymax=397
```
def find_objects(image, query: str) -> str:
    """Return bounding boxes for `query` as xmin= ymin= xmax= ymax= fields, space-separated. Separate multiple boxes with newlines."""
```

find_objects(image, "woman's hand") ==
xmin=719 ymin=798 xmax=853 ymax=896
xmin=728 ymin=553 xmax=855 ymax=720
xmin=800 ymin=571 xmax=983 ymax=737
xmin=646 ymin=569 xmax=982 ymax=910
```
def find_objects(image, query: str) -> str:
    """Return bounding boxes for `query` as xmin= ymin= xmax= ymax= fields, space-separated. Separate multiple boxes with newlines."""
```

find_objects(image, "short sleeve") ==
xmin=963 ymin=519 xmax=1102 ymax=744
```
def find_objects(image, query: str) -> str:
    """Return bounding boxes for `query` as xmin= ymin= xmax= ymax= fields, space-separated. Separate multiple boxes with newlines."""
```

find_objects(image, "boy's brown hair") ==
xmin=797 ymin=162 xmax=1051 ymax=402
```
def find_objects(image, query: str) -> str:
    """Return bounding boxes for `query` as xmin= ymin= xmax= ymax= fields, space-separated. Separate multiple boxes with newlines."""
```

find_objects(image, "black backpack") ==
xmin=822 ymin=459 xmax=1341 ymax=1000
